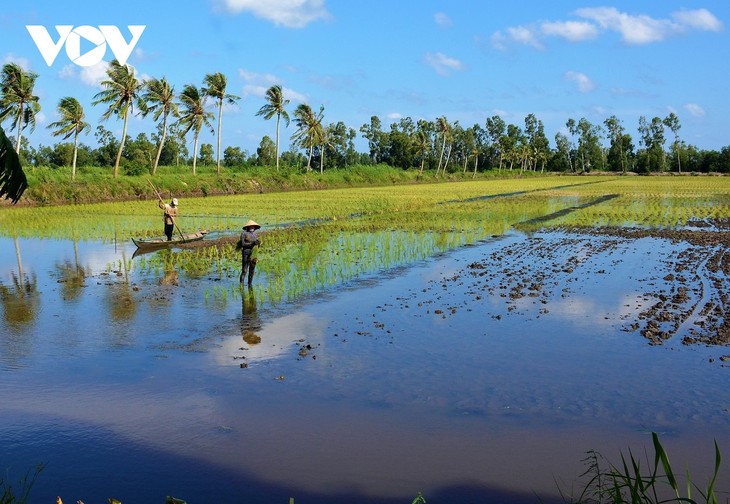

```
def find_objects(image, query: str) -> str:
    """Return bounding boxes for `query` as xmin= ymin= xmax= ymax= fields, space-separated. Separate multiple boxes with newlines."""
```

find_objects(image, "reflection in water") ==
xmin=105 ymin=251 xmax=138 ymax=324
xmin=241 ymin=287 xmax=262 ymax=346
xmin=0 ymin=238 xmax=40 ymax=368
xmin=1 ymin=238 xmax=40 ymax=327
xmin=56 ymin=241 xmax=88 ymax=301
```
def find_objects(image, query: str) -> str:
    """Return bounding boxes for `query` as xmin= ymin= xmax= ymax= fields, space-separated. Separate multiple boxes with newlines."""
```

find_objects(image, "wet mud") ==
xmin=433 ymin=218 xmax=730 ymax=350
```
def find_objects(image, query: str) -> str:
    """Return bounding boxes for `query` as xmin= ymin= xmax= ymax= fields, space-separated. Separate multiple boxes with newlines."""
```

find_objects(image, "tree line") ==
xmin=2 ymin=60 xmax=729 ymax=179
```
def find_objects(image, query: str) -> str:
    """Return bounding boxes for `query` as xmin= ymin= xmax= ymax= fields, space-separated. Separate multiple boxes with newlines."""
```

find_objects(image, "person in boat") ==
xmin=237 ymin=219 xmax=261 ymax=285
xmin=159 ymin=197 xmax=178 ymax=241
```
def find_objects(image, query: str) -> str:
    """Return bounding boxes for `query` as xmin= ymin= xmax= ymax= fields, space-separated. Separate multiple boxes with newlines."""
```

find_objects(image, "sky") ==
xmin=0 ymin=0 xmax=727 ymax=157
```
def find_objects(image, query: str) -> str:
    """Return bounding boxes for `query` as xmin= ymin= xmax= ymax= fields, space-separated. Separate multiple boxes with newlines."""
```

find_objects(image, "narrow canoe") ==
xmin=132 ymin=230 xmax=208 ymax=251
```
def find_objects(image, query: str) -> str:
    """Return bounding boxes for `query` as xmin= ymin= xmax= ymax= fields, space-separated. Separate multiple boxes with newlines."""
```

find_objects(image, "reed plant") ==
xmin=563 ymin=432 xmax=723 ymax=504
xmin=0 ymin=464 xmax=44 ymax=504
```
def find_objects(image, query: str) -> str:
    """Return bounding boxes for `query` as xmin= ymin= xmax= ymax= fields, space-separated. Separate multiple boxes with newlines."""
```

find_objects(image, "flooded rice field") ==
xmin=1 ymin=177 xmax=730 ymax=504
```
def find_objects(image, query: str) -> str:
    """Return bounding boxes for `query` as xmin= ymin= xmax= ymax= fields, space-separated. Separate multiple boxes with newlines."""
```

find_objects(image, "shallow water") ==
xmin=1 ymin=232 xmax=729 ymax=504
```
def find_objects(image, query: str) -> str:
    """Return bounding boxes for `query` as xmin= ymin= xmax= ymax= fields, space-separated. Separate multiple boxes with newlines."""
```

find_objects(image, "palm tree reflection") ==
xmin=56 ymin=240 xmax=88 ymax=301
xmin=0 ymin=237 xmax=39 ymax=326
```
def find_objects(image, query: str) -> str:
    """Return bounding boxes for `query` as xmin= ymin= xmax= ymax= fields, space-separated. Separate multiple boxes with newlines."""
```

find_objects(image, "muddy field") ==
xmin=404 ymin=220 xmax=730 ymax=352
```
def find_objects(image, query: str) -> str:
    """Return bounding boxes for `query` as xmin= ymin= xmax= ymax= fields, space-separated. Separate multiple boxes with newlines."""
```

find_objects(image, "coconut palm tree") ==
xmin=202 ymin=72 xmax=239 ymax=175
xmin=176 ymin=84 xmax=214 ymax=175
xmin=292 ymin=103 xmax=324 ymax=171
xmin=0 ymin=126 xmax=27 ymax=203
xmin=142 ymin=77 xmax=178 ymax=175
xmin=0 ymin=63 xmax=41 ymax=154
xmin=48 ymin=97 xmax=90 ymax=180
xmin=255 ymin=84 xmax=290 ymax=171
xmin=92 ymin=59 xmax=144 ymax=178
xmin=435 ymin=116 xmax=450 ymax=175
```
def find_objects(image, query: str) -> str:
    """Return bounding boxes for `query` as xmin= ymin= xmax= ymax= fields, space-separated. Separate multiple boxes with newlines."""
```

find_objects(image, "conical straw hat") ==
xmin=243 ymin=219 xmax=260 ymax=230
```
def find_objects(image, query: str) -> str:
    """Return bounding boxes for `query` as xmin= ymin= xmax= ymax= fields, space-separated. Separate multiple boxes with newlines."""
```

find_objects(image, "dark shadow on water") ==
xmin=7 ymin=417 xmax=565 ymax=504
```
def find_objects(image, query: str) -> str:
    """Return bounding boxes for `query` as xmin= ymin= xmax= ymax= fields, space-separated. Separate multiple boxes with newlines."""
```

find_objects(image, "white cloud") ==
xmin=387 ymin=112 xmax=402 ymax=120
xmin=565 ymin=71 xmax=595 ymax=93
xmin=541 ymin=20 xmax=598 ymax=41
xmin=80 ymin=61 xmax=109 ymax=86
xmin=506 ymin=25 xmax=544 ymax=49
xmin=434 ymin=12 xmax=453 ymax=28
xmin=672 ymin=8 xmax=723 ymax=32
xmin=489 ymin=31 xmax=508 ymax=51
xmin=492 ymin=7 xmax=722 ymax=50
xmin=238 ymin=69 xmax=306 ymax=103
xmin=424 ymin=52 xmax=464 ymax=76
xmin=684 ymin=103 xmax=706 ymax=117
xmin=214 ymin=0 xmax=331 ymax=28
xmin=2 ymin=54 xmax=32 ymax=71
xmin=239 ymin=69 xmax=278 ymax=85
xmin=575 ymin=7 xmax=680 ymax=44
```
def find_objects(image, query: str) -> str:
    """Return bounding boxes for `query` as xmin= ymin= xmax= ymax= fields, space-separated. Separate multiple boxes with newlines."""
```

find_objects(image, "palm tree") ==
xmin=292 ymin=104 xmax=324 ymax=171
xmin=0 ymin=126 xmax=27 ymax=203
xmin=48 ymin=97 xmax=90 ymax=180
xmin=435 ymin=116 xmax=450 ymax=175
xmin=176 ymin=84 xmax=214 ymax=175
xmin=202 ymin=72 xmax=239 ymax=175
xmin=255 ymin=84 xmax=290 ymax=171
xmin=142 ymin=77 xmax=178 ymax=175
xmin=92 ymin=59 xmax=144 ymax=178
xmin=0 ymin=63 xmax=41 ymax=154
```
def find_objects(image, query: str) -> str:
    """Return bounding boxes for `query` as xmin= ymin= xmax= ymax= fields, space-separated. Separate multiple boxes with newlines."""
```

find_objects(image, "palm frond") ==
xmin=0 ymin=126 xmax=28 ymax=203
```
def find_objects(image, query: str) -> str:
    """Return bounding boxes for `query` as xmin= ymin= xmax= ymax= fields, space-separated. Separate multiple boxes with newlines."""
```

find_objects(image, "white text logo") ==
xmin=26 ymin=25 xmax=146 ymax=67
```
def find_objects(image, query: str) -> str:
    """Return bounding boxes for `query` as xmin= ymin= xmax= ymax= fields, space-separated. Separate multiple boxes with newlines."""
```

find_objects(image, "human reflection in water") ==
xmin=240 ymin=286 xmax=262 ymax=346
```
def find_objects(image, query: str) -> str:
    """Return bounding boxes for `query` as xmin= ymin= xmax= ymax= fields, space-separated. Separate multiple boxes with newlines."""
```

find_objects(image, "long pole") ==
xmin=148 ymin=178 xmax=185 ymax=240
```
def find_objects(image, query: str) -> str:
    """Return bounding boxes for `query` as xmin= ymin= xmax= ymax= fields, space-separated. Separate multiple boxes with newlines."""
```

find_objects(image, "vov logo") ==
xmin=26 ymin=25 xmax=146 ymax=67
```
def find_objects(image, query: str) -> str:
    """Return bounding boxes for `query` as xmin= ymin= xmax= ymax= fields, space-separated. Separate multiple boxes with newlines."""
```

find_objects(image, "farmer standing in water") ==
xmin=238 ymin=219 xmax=261 ymax=285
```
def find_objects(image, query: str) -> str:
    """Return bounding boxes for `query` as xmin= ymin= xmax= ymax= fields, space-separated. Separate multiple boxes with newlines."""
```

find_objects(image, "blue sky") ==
xmin=1 ymin=0 xmax=727 ymax=157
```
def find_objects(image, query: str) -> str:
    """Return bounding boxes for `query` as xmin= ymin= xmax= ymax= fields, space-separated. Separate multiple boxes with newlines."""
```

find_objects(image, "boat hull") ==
xmin=132 ymin=230 xmax=208 ymax=251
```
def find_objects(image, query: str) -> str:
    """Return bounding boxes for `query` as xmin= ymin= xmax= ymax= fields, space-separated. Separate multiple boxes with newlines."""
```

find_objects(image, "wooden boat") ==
xmin=132 ymin=230 xmax=208 ymax=252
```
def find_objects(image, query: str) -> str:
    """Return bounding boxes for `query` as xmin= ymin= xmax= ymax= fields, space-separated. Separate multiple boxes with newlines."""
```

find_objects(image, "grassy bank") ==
xmin=11 ymin=163 xmax=549 ymax=206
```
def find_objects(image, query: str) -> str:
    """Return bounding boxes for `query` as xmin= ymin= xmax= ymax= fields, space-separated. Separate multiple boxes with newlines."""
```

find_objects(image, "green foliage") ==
xmin=0 ymin=126 xmax=28 ymax=203
xmin=411 ymin=491 xmax=427 ymax=504
xmin=0 ymin=464 xmax=44 ymax=504
xmin=565 ymin=433 xmax=722 ymax=504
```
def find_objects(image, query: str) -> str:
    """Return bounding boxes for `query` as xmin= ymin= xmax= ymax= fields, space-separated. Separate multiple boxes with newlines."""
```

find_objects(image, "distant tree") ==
xmin=92 ymin=60 xmax=144 ymax=177
xmin=485 ymin=115 xmax=506 ymax=170
xmin=142 ymin=77 xmax=178 ymax=174
xmin=637 ymin=116 xmax=666 ymax=172
xmin=0 ymin=63 xmax=41 ymax=154
xmin=503 ymin=123 xmax=523 ymax=171
xmin=176 ymin=84 xmax=214 ymax=175
xmin=604 ymin=115 xmax=628 ymax=173
xmin=292 ymin=103 xmax=324 ymax=171
xmin=49 ymin=142 xmax=75 ymax=168
xmin=94 ymin=125 xmax=119 ymax=167
xmin=257 ymin=135 xmax=276 ymax=166
xmin=202 ymin=72 xmax=239 ymax=174
xmin=198 ymin=143 xmax=214 ymax=166
xmin=323 ymin=121 xmax=355 ymax=169
xmin=573 ymin=117 xmax=603 ymax=172
xmin=223 ymin=145 xmax=246 ymax=167
xmin=48 ymin=97 xmax=90 ymax=179
xmin=256 ymin=84 xmax=290 ymax=171
xmin=663 ymin=112 xmax=682 ymax=173
xmin=359 ymin=116 xmax=384 ymax=163
xmin=124 ymin=133 xmax=156 ymax=171
xmin=435 ymin=116 xmax=451 ymax=175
